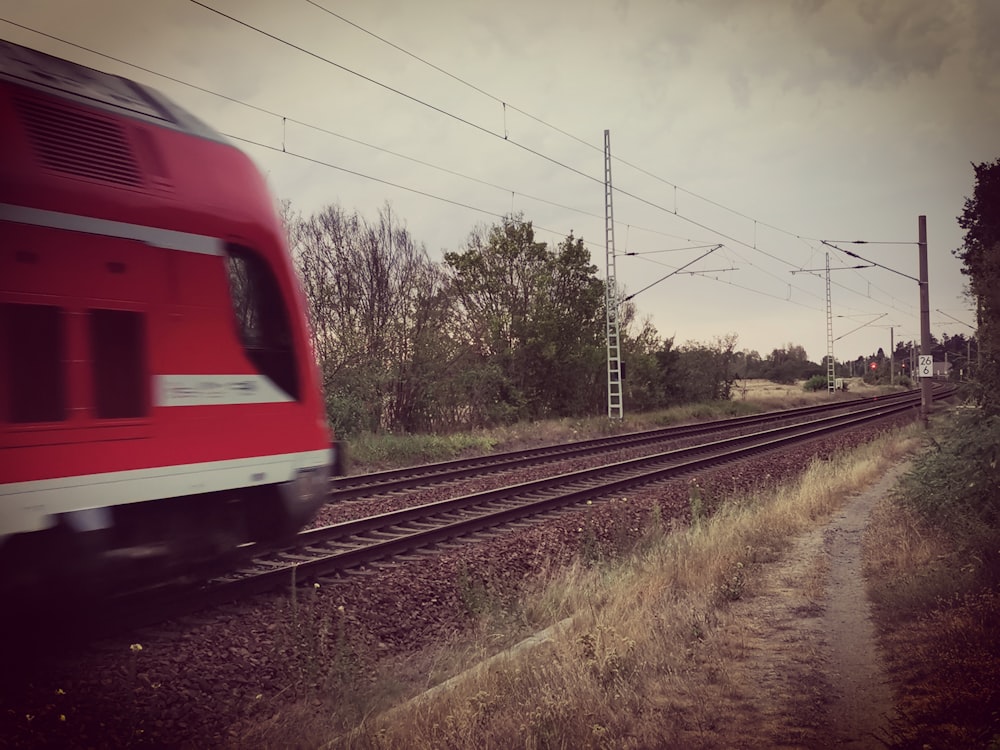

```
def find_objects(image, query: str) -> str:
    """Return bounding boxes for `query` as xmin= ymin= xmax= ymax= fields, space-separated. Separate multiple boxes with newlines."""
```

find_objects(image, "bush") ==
xmin=896 ymin=409 xmax=1000 ymax=583
xmin=803 ymin=375 xmax=829 ymax=392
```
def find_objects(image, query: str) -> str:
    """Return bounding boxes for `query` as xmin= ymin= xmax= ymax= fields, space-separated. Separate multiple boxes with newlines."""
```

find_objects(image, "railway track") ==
xmin=327 ymin=387 xmax=929 ymax=500
xmin=91 ymin=387 xmax=948 ymax=636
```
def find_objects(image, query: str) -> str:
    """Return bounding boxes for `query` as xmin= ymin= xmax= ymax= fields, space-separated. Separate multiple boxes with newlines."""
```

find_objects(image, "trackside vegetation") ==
xmin=860 ymin=157 xmax=1000 ymax=748
xmin=283 ymin=202 xmax=926 ymax=438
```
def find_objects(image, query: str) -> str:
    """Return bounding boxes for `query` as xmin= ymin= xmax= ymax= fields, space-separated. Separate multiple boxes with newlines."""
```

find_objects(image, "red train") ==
xmin=0 ymin=39 xmax=341 ymax=590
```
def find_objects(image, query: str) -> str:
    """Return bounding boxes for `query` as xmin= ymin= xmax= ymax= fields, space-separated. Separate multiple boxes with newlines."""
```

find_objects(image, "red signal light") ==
xmin=869 ymin=362 xmax=877 ymax=370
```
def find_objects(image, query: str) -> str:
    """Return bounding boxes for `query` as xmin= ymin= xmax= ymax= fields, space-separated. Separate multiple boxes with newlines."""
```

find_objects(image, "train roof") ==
xmin=0 ymin=38 xmax=226 ymax=145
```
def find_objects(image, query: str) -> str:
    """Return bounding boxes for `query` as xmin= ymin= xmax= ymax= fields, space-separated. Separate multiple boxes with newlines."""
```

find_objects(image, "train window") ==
xmin=225 ymin=245 xmax=300 ymax=400
xmin=1 ymin=303 xmax=66 ymax=423
xmin=90 ymin=309 xmax=147 ymax=418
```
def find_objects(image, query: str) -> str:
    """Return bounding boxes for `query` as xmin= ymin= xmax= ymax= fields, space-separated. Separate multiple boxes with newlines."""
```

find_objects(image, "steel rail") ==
xmin=328 ymin=387 xmax=927 ymax=500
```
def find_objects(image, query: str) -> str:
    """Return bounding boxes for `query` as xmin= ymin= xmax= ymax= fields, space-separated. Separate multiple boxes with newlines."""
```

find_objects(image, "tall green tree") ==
xmin=672 ymin=334 xmax=740 ymax=402
xmin=444 ymin=217 xmax=606 ymax=422
xmin=619 ymin=314 xmax=664 ymax=412
xmin=956 ymin=158 xmax=1000 ymax=414
xmin=531 ymin=232 xmax=606 ymax=415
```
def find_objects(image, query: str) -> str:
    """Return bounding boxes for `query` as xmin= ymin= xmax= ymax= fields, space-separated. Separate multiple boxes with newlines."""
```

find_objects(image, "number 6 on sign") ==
xmin=918 ymin=355 xmax=933 ymax=378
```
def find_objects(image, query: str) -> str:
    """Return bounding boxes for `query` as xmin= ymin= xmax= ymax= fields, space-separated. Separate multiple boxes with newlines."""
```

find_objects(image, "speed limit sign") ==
xmin=918 ymin=355 xmax=933 ymax=378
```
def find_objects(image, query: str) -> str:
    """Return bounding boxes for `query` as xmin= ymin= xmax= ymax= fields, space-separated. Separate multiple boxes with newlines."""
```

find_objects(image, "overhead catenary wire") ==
xmin=188 ymin=0 xmax=601 ymax=188
xmin=0 ymin=17 xmax=691 ymax=254
xmin=31 ymin=1 xmax=843 ymax=306
xmin=302 ymin=0 xmax=821 ymax=248
xmin=169 ymin=4 xmax=906 ymax=311
xmin=184 ymin=0 xmax=860 ymax=308
xmin=291 ymin=1 xmax=933 ymax=328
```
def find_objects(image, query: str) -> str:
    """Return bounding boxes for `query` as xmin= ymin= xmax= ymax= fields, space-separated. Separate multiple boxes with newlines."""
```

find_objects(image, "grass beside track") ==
xmin=345 ymin=378 xmax=885 ymax=472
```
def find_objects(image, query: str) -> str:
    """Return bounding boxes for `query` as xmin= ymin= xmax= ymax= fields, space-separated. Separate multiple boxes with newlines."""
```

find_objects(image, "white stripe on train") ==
xmin=0 ymin=202 xmax=224 ymax=255
xmin=0 ymin=447 xmax=332 ymax=535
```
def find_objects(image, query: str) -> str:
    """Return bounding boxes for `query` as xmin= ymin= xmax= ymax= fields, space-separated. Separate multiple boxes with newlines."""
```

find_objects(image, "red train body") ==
xmin=0 ymin=40 xmax=340 ymax=587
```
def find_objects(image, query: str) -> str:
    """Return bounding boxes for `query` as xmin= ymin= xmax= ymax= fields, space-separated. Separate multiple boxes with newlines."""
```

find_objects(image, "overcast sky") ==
xmin=3 ymin=0 xmax=996 ymax=364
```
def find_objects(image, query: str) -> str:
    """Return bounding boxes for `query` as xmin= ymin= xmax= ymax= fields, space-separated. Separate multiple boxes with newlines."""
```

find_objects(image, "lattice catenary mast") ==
xmin=604 ymin=130 xmax=623 ymax=420
xmin=825 ymin=252 xmax=835 ymax=393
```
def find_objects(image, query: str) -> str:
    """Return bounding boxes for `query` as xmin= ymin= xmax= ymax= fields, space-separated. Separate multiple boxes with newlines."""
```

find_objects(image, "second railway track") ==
xmin=325 ymin=387 xmax=937 ymax=501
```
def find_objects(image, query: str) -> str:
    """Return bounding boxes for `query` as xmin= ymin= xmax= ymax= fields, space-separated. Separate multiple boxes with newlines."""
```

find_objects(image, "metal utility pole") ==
xmin=890 ymin=326 xmax=894 ymax=386
xmin=604 ymin=130 xmax=623 ymax=420
xmin=824 ymin=253 xmax=835 ymax=392
xmin=918 ymin=215 xmax=932 ymax=422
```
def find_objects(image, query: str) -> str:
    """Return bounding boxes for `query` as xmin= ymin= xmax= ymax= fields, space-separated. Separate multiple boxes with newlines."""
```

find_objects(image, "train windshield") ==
xmin=225 ymin=244 xmax=300 ymax=400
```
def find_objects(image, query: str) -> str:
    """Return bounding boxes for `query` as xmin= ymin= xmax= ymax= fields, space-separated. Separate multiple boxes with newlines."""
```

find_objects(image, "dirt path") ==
xmin=702 ymin=463 xmax=907 ymax=749
xmin=822 ymin=469 xmax=898 ymax=748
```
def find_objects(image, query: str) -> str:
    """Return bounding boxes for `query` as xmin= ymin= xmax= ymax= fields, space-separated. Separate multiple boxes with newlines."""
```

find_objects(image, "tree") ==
xmin=668 ymin=334 xmax=740 ymax=403
xmin=532 ymin=232 xmax=606 ymax=415
xmin=761 ymin=343 xmax=818 ymax=384
xmin=444 ymin=217 xmax=606 ymax=422
xmin=290 ymin=202 xmax=452 ymax=434
xmin=956 ymin=158 xmax=1000 ymax=413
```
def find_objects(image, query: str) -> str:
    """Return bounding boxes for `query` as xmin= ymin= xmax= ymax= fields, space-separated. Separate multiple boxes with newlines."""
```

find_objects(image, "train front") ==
xmin=0 ymin=39 xmax=341 ymax=595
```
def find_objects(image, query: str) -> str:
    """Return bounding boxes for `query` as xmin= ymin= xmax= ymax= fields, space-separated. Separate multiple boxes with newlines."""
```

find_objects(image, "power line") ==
xmin=228 ymin=133 xmax=507 ymax=221
xmin=821 ymin=241 xmax=920 ymax=284
xmin=290 ymin=2 xmax=936 ymax=326
xmin=305 ymin=1 xmax=820 ymax=248
xmin=180 ymin=2 xmax=863 ymax=309
xmin=188 ymin=1 xmax=601 ymax=188
xmin=238 ymin=133 xmax=830 ymax=316
xmin=0 ymin=16 xmax=683 ymax=244
xmin=184 ymin=1 xmax=844 ymax=301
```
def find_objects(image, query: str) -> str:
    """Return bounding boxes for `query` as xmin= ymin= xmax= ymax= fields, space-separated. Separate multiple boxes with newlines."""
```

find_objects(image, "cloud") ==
xmin=795 ymin=0 xmax=962 ymax=87
xmin=969 ymin=0 xmax=1000 ymax=90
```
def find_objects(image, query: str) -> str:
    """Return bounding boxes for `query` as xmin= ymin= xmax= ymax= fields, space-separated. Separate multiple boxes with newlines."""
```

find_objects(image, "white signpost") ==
xmin=918 ymin=355 xmax=933 ymax=378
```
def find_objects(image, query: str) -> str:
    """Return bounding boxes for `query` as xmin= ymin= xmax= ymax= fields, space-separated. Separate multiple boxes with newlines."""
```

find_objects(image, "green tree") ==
xmin=671 ymin=334 xmax=740 ymax=402
xmin=532 ymin=232 xmax=606 ymax=415
xmin=444 ymin=216 xmax=606 ymax=422
xmin=761 ymin=343 xmax=819 ymax=383
xmin=956 ymin=158 xmax=1000 ymax=413
xmin=620 ymin=315 xmax=664 ymax=412
xmin=444 ymin=216 xmax=548 ymax=421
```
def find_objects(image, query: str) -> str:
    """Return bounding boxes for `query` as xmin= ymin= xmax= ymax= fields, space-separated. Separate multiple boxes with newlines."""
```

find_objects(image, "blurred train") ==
xmin=0 ymin=39 xmax=342 ymax=592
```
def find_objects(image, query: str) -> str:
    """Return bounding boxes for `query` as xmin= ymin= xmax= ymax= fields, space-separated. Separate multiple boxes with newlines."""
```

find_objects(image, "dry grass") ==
xmin=238 ymin=425 xmax=926 ymax=750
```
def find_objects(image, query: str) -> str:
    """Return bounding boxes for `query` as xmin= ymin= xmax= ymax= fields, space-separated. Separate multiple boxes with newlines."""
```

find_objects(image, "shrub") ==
xmin=803 ymin=375 xmax=828 ymax=392
xmin=896 ymin=409 xmax=1000 ymax=583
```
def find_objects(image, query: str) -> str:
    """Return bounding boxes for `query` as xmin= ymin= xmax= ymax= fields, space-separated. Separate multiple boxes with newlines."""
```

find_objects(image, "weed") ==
xmin=455 ymin=562 xmax=491 ymax=617
xmin=716 ymin=562 xmax=747 ymax=602
xmin=689 ymin=477 xmax=704 ymax=528
xmin=276 ymin=574 xmax=359 ymax=715
xmin=578 ymin=508 xmax=601 ymax=566
xmin=575 ymin=625 xmax=640 ymax=697
xmin=648 ymin=500 xmax=663 ymax=533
